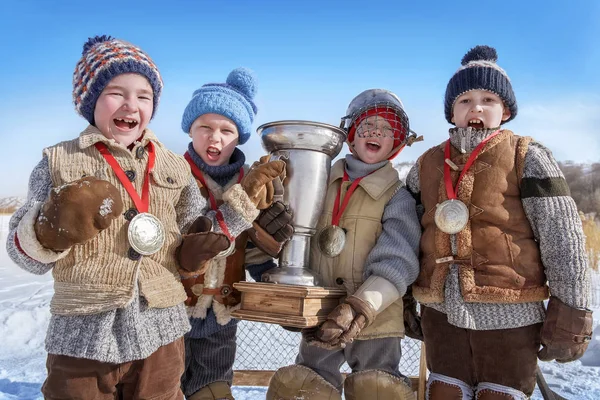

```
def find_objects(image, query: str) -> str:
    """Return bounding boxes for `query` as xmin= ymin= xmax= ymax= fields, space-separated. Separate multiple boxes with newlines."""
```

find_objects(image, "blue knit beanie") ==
xmin=444 ymin=45 xmax=517 ymax=125
xmin=73 ymin=35 xmax=163 ymax=125
xmin=181 ymin=67 xmax=258 ymax=145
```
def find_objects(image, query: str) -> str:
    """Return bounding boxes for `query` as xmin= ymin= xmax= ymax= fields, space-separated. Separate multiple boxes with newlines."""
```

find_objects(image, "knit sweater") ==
xmin=406 ymin=127 xmax=590 ymax=330
xmin=6 ymin=127 xmax=257 ymax=363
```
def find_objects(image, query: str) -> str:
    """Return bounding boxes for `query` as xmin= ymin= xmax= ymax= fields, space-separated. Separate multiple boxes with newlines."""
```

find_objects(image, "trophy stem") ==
xmin=280 ymin=231 xmax=309 ymax=269
xmin=262 ymin=233 xmax=321 ymax=286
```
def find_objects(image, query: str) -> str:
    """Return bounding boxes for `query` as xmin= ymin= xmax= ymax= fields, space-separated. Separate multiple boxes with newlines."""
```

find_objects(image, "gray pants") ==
xmin=295 ymin=336 xmax=406 ymax=391
xmin=182 ymin=324 xmax=237 ymax=397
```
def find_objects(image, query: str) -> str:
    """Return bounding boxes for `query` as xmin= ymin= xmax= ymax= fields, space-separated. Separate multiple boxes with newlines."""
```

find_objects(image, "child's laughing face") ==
xmin=352 ymin=116 xmax=395 ymax=164
xmin=94 ymin=73 xmax=153 ymax=146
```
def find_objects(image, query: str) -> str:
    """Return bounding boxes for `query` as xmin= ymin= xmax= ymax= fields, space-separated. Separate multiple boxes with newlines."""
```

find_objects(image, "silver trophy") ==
xmin=258 ymin=121 xmax=346 ymax=286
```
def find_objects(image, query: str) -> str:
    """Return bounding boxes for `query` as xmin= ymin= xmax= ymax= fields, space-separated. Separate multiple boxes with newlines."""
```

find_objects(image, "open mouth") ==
xmin=366 ymin=141 xmax=381 ymax=152
xmin=468 ymin=119 xmax=484 ymax=129
xmin=206 ymin=146 xmax=221 ymax=159
xmin=114 ymin=118 xmax=139 ymax=130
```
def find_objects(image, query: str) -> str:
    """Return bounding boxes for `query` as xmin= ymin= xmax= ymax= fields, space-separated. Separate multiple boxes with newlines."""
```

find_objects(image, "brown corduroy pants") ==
xmin=421 ymin=306 xmax=542 ymax=397
xmin=41 ymin=337 xmax=185 ymax=400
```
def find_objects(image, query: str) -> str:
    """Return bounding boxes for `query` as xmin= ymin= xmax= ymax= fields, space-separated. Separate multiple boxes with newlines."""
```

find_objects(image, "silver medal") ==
xmin=128 ymin=212 xmax=165 ymax=255
xmin=434 ymin=199 xmax=469 ymax=234
xmin=318 ymin=225 xmax=346 ymax=258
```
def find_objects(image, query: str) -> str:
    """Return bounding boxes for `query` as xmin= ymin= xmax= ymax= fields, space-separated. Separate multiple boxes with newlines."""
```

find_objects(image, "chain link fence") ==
xmin=234 ymin=320 xmax=422 ymax=377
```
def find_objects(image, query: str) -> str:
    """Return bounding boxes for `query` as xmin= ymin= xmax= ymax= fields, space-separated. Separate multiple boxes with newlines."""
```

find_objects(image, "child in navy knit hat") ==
xmin=406 ymin=45 xmax=592 ymax=399
xmin=179 ymin=67 xmax=294 ymax=400
xmin=6 ymin=36 xmax=274 ymax=399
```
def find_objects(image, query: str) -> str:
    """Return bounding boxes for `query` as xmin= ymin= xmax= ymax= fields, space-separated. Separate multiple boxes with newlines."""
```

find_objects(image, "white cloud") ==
xmin=510 ymin=95 xmax=600 ymax=163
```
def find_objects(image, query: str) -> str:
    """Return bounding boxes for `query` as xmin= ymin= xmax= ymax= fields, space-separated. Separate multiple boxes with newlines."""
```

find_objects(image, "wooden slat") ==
xmin=233 ymin=370 xmax=275 ymax=386
xmin=418 ymin=343 xmax=428 ymax=400
xmin=303 ymin=297 xmax=341 ymax=316
xmin=233 ymin=370 xmax=420 ymax=392
xmin=231 ymin=309 xmax=323 ymax=327
xmin=234 ymin=282 xmax=346 ymax=298
xmin=242 ymin=292 xmax=304 ymax=316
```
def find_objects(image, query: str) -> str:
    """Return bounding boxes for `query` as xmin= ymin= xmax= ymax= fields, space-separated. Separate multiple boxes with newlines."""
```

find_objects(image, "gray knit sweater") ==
xmin=6 ymin=154 xmax=254 ymax=363
xmin=345 ymin=155 xmax=421 ymax=297
xmin=405 ymin=128 xmax=590 ymax=330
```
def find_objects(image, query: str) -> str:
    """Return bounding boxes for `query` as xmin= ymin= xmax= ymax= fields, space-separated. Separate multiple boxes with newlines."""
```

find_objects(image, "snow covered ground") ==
xmin=0 ymin=214 xmax=599 ymax=399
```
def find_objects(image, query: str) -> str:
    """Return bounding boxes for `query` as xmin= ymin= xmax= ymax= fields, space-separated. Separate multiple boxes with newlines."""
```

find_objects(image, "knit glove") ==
xmin=538 ymin=296 xmax=593 ymax=363
xmin=403 ymin=286 xmax=424 ymax=341
xmin=248 ymin=201 xmax=294 ymax=258
xmin=178 ymin=216 xmax=231 ymax=276
xmin=305 ymin=296 xmax=376 ymax=350
xmin=241 ymin=155 xmax=286 ymax=210
xmin=34 ymin=176 xmax=123 ymax=251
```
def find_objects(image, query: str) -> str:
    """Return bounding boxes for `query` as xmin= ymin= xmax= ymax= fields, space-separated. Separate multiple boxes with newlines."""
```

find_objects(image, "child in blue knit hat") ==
xmin=179 ymin=67 xmax=294 ymax=400
xmin=6 ymin=36 xmax=279 ymax=399
xmin=406 ymin=45 xmax=592 ymax=400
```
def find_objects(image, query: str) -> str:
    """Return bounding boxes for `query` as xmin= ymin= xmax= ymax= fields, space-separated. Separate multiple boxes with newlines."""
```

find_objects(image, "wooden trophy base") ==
xmin=231 ymin=282 xmax=346 ymax=328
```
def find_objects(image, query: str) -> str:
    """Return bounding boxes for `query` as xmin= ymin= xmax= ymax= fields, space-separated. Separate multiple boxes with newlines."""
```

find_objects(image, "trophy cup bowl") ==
xmin=259 ymin=120 xmax=346 ymax=286
xmin=231 ymin=121 xmax=348 ymax=328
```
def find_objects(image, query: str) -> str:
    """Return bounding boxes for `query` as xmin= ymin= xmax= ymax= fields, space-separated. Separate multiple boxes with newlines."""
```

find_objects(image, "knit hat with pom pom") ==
xmin=444 ymin=45 xmax=517 ymax=124
xmin=73 ymin=35 xmax=163 ymax=124
xmin=181 ymin=67 xmax=258 ymax=144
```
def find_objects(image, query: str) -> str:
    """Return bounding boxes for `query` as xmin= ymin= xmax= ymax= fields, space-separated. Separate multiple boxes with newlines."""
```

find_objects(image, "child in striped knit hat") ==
xmin=406 ymin=45 xmax=593 ymax=400
xmin=6 ymin=35 xmax=282 ymax=399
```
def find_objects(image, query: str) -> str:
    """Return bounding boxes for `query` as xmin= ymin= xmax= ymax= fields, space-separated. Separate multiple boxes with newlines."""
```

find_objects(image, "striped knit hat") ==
xmin=444 ymin=45 xmax=517 ymax=124
xmin=73 ymin=35 xmax=163 ymax=124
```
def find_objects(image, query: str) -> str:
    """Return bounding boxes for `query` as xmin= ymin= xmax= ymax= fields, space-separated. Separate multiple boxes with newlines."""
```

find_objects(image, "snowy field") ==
xmin=0 ymin=214 xmax=599 ymax=399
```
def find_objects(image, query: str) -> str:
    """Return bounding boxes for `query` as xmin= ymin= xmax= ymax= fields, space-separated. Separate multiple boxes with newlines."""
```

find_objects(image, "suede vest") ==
xmin=45 ymin=126 xmax=190 ymax=315
xmin=310 ymin=159 xmax=405 ymax=339
xmin=413 ymin=130 xmax=549 ymax=304
xmin=182 ymin=166 xmax=249 ymax=317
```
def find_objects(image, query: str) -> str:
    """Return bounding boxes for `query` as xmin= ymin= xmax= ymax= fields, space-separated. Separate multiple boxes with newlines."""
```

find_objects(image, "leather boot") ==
xmin=344 ymin=370 xmax=415 ymax=400
xmin=266 ymin=365 xmax=341 ymax=400
xmin=188 ymin=381 xmax=234 ymax=400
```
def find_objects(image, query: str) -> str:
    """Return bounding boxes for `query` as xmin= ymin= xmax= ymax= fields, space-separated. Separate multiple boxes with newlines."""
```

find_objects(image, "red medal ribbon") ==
xmin=184 ymin=151 xmax=244 ymax=241
xmin=331 ymin=170 xmax=368 ymax=226
xmin=95 ymin=142 xmax=155 ymax=213
xmin=443 ymin=130 xmax=501 ymax=200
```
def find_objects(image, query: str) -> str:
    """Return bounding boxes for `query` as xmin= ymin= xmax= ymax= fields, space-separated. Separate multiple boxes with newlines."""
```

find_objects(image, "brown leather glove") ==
xmin=34 ymin=177 xmax=123 ymax=251
xmin=305 ymin=296 xmax=376 ymax=350
xmin=248 ymin=201 xmax=294 ymax=258
xmin=178 ymin=216 xmax=231 ymax=275
xmin=538 ymin=296 xmax=593 ymax=363
xmin=241 ymin=155 xmax=286 ymax=210
xmin=403 ymin=286 xmax=423 ymax=341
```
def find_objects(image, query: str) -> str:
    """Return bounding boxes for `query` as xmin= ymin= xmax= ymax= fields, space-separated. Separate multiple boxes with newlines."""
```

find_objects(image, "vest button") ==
xmin=125 ymin=170 xmax=136 ymax=182
xmin=128 ymin=247 xmax=141 ymax=261
xmin=167 ymin=177 xmax=175 ymax=184
xmin=335 ymin=277 xmax=344 ymax=285
xmin=136 ymin=146 xmax=145 ymax=159
xmin=124 ymin=208 xmax=138 ymax=221
xmin=221 ymin=285 xmax=232 ymax=296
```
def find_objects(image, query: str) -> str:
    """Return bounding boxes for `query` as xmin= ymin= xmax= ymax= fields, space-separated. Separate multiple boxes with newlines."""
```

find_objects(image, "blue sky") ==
xmin=1 ymin=0 xmax=599 ymax=196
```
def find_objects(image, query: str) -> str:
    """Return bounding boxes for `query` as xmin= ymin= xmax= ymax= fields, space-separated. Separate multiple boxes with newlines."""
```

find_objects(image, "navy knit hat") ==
xmin=73 ymin=35 xmax=163 ymax=125
xmin=444 ymin=45 xmax=517 ymax=124
xmin=181 ymin=67 xmax=258 ymax=145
